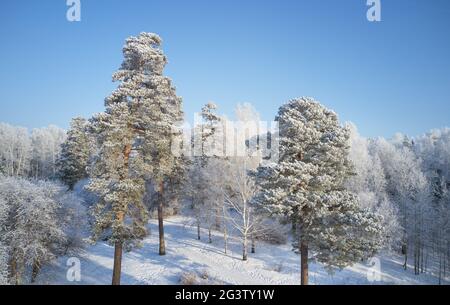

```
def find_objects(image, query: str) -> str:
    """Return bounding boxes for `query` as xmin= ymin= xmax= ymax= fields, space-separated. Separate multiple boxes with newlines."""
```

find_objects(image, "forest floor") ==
xmin=37 ymin=215 xmax=449 ymax=285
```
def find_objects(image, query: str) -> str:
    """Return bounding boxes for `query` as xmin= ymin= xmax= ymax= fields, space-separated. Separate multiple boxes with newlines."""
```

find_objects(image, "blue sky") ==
xmin=0 ymin=0 xmax=449 ymax=137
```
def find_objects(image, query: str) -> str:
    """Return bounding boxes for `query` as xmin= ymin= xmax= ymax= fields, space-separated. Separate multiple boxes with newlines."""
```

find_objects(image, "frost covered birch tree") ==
xmin=221 ymin=103 xmax=266 ymax=260
xmin=0 ymin=176 xmax=67 ymax=284
xmin=0 ymin=123 xmax=31 ymax=177
xmin=30 ymin=126 xmax=66 ymax=179
xmin=347 ymin=123 xmax=401 ymax=250
xmin=253 ymin=98 xmax=383 ymax=285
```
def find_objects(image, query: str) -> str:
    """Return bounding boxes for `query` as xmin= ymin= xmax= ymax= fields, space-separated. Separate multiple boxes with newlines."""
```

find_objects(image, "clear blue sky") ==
xmin=0 ymin=0 xmax=449 ymax=137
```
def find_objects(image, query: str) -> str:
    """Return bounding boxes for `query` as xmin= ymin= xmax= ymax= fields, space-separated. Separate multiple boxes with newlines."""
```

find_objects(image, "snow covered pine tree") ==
xmin=253 ymin=97 xmax=384 ymax=285
xmin=57 ymin=117 xmax=90 ymax=190
xmin=133 ymin=33 xmax=185 ymax=256
xmin=86 ymin=33 xmax=166 ymax=285
xmin=88 ymin=32 xmax=184 ymax=285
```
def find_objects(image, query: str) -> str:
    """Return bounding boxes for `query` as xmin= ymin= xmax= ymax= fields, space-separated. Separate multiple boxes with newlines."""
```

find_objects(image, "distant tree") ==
xmin=346 ymin=123 xmax=401 ymax=250
xmin=187 ymin=102 xmax=222 ymax=241
xmin=130 ymin=33 xmax=185 ymax=256
xmin=57 ymin=117 xmax=90 ymax=190
xmin=0 ymin=123 xmax=31 ymax=177
xmin=30 ymin=125 xmax=66 ymax=179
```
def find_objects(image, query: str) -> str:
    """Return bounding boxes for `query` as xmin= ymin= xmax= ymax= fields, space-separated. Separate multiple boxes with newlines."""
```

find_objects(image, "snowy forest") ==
xmin=0 ymin=33 xmax=449 ymax=286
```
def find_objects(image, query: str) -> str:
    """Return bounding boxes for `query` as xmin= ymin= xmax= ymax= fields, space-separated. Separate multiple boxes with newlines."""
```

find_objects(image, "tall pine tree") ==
xmin=131 ymin=34 xmax=185 ymax=256
xmin=86 ymin=33 xmax=175 ymax=284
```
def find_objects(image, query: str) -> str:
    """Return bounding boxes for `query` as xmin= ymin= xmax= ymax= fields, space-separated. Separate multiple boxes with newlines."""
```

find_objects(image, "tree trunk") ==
xmin=402 ymin=244 xmax=408 ymax=270
xmin=243 ymin=234 xmax=248 ymax=261
xmin=208 ymin=227 xmax=212 ymax=243
xmin=158 ymin=181 xmax=166 ymax=256
xmin=9 ymin=256 xmax=19 ymax=285
xmin=197 ymin=219 xmax=201 ymax=240
xmin=224 ymin=226 xmax=228 ymax=254
xmin=300 ymin=239 xmax=309 ymax=285
xmin=215 ymin=208 xmax=221 ymax=230
xmin=251 ymin=234 xmax=256 ymax=254
xmin=112 ymin=241 xmax=123 ymax=285
xmin=31 ymin=259 xmax=41 ymax=283
xmin=420 ymin=244 xmax=424 ymax=274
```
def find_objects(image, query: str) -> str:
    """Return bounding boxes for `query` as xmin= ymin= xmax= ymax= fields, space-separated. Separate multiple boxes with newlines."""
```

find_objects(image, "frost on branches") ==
xmin=126 ymin=33 xmax=185 ymax=256
xmin=253 ymin=97 xmax=384 ymax=285
xmin=0 ymin=196 xmax=9 ymax=285
xmin=187 ymin=102 xmax=223 ymax=242
xmin=87 ymin=32 xmax=184 ymax=284
xmin=0 ymin=176 xmax=84 ymax=284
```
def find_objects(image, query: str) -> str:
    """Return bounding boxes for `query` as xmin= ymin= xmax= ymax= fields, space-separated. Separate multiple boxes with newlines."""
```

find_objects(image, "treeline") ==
xmin=348 ymin=126 xmax=450 ymax=284
xmin=0 ymin=124 xmax=86 ymax=285
xmin=0 ymin=124 xmax=66 ymax=179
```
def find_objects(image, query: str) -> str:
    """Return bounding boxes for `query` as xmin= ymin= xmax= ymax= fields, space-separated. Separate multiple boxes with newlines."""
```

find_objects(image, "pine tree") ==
xmin=253 ymin=97 xmax=383 ymax=285
xmin=57 ymin=117 xmax=90 ymax=190
xmin=86 ymin=33 xmax=165 ymax=284
xmin=128 ymin=33 xmax=185 ymax=256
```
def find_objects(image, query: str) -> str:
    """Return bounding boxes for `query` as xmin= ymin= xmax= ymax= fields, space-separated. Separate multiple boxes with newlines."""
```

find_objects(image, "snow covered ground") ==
xmin=37 ymin=216 xmax=449 ymax=285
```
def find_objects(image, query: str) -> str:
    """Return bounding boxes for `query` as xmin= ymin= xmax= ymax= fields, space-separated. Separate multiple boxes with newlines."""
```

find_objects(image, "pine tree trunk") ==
xmin=300 ymin=239 xmax=309 ymax=285
xmin=9 ymin=256 xmax=19 ymax=285
xmin=158 ymin=181 xmax=166 ymax=256
xmin=112 ymin=241 xmax=123 ymax=285
xmin=208 ymin=227 xmax=212 ymax=243
xmin=197 ymin=219 xmax=201 ymax=240
xmin=31 ymin=259 xmax=41 ymax=283
xmin=110 ymin=144 xmax=131 ymax=285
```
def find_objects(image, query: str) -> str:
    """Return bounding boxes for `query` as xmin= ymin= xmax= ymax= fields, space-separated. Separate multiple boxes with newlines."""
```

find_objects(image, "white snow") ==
xmin=37 ymin=216 xmax=449 ymax=285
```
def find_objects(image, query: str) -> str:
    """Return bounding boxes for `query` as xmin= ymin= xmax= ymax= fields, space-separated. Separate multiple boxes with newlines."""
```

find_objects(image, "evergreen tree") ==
xmin=253 ymin=97 xmax=383 ymax=285
xmin=128 ymin=33 xmax=185 ymax=256
xmin=86 ymin=33 xmax=163 ymax=284
xmin=57 ymin=117 xmax=90 ymax=190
